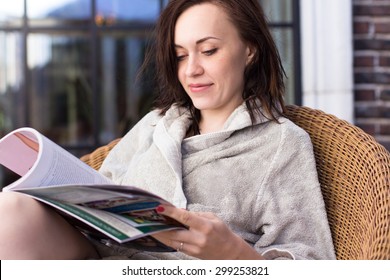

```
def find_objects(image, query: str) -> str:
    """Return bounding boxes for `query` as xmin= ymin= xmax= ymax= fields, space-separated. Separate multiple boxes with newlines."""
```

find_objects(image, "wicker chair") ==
xmin=285 ymin=105 xmax=390 ymax=260
xmin=80 ymin=105 xmax=390 ymax=260
xmin=80 ymin=138 xmax=121 ymax=170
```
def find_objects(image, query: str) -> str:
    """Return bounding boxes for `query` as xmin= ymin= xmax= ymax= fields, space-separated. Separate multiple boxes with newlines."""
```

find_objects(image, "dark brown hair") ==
xmin=141 ymin=0 xmax=286 ymax=132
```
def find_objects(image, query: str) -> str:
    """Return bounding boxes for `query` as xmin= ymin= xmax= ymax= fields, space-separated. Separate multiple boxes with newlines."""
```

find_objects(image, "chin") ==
xmin=192 ymin=103 xmax=213 ymax=111
xmin=191 ymin=100 xmax=209 ymax=110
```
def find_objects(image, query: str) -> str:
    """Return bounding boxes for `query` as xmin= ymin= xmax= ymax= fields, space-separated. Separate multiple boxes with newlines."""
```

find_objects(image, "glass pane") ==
xmin=96 ymin=0 xmax=159 ymax=26
xmin=99 ymin=34 xmax=155 ymax=143
xmin=0 ymin=31 xmax=25 ymax=189
xmin=0 ymin=0 xmax=24 ymax=27
xmin=260 ymin=0 xmax=292 ymax=23
xmin=27 ymin=0 xmax=91 ymax=26
xmin=27 ymin=34 xmax=93 ymax=147
xmin=0 ymin=32 xmax=24 ymax=135
xmin=271 ymin=28 xmax=294 ymax=104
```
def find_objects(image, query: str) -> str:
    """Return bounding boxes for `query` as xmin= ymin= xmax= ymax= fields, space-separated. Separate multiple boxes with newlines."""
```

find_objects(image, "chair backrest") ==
xmin=80 ymin=138 xmax=121 ymax=170
xmin=80 ymin=105 xmax=390 ymax=259
xmin=285 ymin=105 xmax=390 ymax=260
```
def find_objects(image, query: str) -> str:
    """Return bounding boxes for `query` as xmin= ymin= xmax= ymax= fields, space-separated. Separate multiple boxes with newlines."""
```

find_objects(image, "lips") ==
xmin=188 ymin=83 xmax=213 ymax=93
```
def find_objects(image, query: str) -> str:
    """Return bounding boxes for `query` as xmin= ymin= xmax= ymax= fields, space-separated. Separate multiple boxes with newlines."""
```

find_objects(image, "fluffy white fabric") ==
xmin=99 ymin=103 xmax=336 ymax=260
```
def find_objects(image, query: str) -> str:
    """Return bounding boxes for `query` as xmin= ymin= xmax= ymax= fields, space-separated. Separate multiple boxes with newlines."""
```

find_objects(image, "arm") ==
xmin=253 ymin=120 xmax=336 ymax=260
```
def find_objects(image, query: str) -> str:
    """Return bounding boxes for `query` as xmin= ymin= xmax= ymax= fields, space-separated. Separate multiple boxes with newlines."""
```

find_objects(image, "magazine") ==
xmin=0 ymin=127 xmax=184 ymax=252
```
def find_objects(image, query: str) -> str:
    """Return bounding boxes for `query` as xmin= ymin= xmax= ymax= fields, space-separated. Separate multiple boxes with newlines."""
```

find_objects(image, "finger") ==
xmin=152 ymin=230 xmax=199 ymax=254
xmin=157 ymin=205 xmax=206 ymax=229
xmin=194 ymin=211 xmax=217 ymax=219
xmin=151 ymin=232 xmax=174 ymax=249
xmin=170 ymin=240 xmax=198 ymax=254
xmin=152 ymin=228 xmax=188 ymax=243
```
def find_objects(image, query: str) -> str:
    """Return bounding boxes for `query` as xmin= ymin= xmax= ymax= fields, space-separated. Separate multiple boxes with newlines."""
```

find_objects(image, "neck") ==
xmin=198 ymin=109 xmax=234 ymax=134
xmin=196 ymin=98 xmax=244 ymax=135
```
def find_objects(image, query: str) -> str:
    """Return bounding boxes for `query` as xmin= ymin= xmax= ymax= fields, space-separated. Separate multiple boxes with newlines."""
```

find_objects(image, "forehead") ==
xmin=174 ymin=3 xmax=238 ymax=44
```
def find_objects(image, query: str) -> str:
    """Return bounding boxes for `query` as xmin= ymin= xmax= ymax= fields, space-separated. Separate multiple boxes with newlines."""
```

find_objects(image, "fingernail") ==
xmin=156 ymin=206 xmax=165 ymax=213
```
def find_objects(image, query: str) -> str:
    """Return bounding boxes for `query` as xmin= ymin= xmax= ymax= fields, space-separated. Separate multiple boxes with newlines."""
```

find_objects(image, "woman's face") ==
xmin=174 ymin=3 xmax=253 ymax=117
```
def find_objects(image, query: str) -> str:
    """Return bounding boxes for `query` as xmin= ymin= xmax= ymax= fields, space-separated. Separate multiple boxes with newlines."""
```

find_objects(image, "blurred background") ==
xmin=0 ymin=0 xmax=389 ymax=185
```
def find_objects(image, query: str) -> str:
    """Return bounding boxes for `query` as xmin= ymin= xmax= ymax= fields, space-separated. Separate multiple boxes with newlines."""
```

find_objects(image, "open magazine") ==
xmin=0 ymin=127 xmax=184 ymax=252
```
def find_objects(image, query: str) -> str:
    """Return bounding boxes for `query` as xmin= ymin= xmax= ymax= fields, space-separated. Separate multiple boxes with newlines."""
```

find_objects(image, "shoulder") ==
xmin=279 ymin=117 xmax=311 ymax=139
xmin=124 ymin=109 xmax=162 ymax=136
xmin=133 ymin=109 xmax=163 ymax=129
xmin=126 ymin=104 xmax=189 ymax=133
xmin=270 ymin=117 xmax=313 ymax=150
xmin=100 ymin=110 xmax=163 ymax=170
xmin=111 ymin=109 xmax=162 ymax=151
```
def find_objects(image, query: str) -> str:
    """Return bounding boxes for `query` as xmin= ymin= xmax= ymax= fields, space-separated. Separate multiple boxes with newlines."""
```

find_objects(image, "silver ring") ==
xmin=177 ymin=242 xmax=184 ymax=252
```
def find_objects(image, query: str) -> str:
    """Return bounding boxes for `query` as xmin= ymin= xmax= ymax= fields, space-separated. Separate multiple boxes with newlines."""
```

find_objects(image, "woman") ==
xmin=97 ymin=0 xmax=335 ymax=260
xmin=0 ymin=0 xmax=335 ymax=259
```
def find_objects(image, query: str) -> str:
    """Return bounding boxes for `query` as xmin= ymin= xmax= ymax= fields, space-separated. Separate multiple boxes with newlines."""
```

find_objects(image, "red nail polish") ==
xmin=156 ymin=206 xmax=165 ymax=213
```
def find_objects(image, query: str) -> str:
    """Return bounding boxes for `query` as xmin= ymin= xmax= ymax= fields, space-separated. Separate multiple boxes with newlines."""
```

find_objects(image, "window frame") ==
xmin=0 ymin=0 xmax=301 ymax=154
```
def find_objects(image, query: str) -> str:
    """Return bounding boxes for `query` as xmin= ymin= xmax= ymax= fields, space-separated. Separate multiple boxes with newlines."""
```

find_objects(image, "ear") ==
xmin=246 ymin=45 xmax=256 ymax=65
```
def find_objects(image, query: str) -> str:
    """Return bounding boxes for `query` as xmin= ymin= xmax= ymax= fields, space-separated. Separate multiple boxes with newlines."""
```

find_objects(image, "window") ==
xmin=0 ymin=0 xmax=166 ymax=158
xmin=260 ymin=0 xmax=301 ymax=104
xmin=0 ymin=0 xmax=300 ymax=155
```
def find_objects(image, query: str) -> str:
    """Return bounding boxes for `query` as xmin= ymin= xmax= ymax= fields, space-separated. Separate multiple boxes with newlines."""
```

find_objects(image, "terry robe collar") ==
xmin=152 ymin=102 xmax=271 ymax=208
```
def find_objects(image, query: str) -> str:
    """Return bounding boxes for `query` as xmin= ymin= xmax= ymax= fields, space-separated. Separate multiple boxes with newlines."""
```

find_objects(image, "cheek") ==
xmin=216 ymin=55 xmax=246 ymax=81
xmin=205 ymin=57 xmax=228 ymax=79
xmin=231 ymin=55 xmax=248 ymax=82
xmin=215 ymin=52 xmax=247 ymax=75
xmin=177 ymin=66 xmax=186 ymax=85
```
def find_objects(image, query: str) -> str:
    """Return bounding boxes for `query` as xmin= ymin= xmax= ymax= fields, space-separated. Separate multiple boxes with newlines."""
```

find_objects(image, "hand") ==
xmin=152 ymin=205 xmax=264 ymax=260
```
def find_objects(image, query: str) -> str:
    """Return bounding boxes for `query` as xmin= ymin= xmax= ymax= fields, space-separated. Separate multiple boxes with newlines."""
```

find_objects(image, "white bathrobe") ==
xmin=98 ymin=103 xmax=336 ymax=260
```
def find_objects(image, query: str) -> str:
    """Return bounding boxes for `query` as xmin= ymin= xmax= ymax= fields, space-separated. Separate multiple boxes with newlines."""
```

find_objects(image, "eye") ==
xmin=176 ymin=54 xmax=187 ymax=62
xmin=202 ymin=48 xmax=218 ymax=56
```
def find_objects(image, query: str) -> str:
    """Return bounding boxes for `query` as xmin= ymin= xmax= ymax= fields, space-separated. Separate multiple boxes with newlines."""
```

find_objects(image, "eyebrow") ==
xmin=174 ymin=36 xmax=221 ymax=48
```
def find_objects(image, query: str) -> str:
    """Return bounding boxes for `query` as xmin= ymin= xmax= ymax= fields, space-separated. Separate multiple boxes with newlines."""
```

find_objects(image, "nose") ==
xmin=185 ymin=55 xmax=204 ymax=77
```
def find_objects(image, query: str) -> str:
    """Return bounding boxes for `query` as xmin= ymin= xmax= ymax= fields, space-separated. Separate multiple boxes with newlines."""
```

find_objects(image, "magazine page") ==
xmin=18 ymin=184 xmax=169 ymax=207
xmin=0 ymin=127 xmax=112 ymax=191
xmin=20 ymin=188 xmax=182 ymax=251
xmin=0 ymin=129 xmax=39 ymax=177
xmin=30 ymin=195 xmax=180 ymax=244
xmin=19 ymin=184 xmax=184 ymax=238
